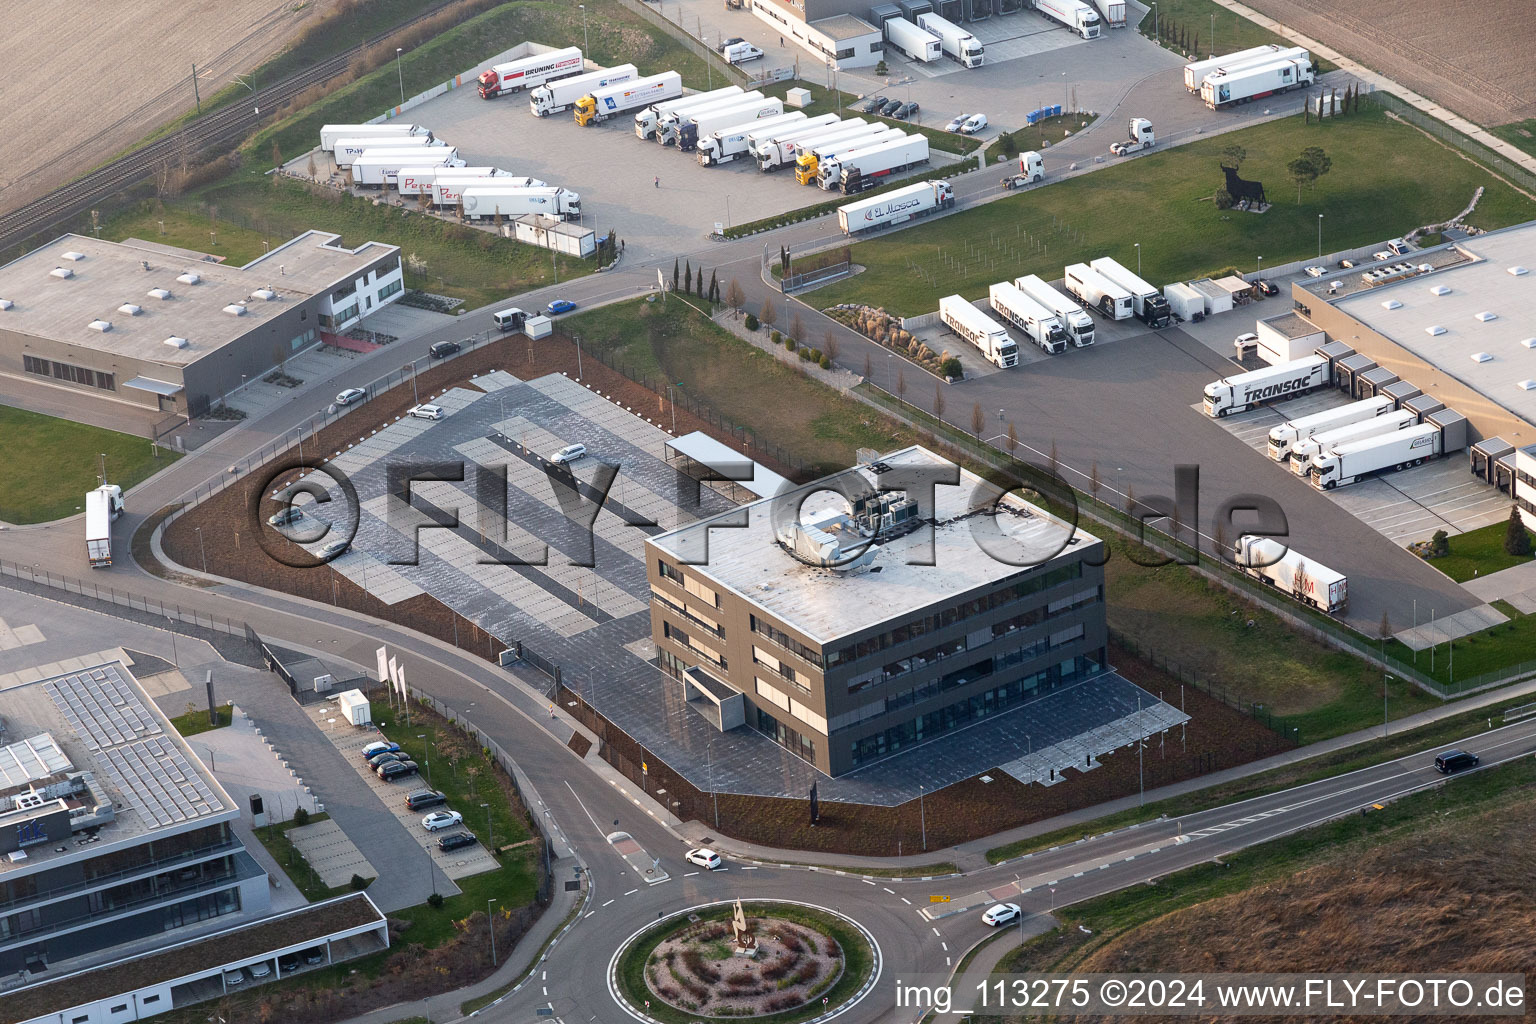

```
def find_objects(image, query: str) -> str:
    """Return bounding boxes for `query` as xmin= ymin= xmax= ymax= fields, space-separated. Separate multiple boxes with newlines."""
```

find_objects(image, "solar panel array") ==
xmin=45 ymin=664 xmax=163 ymax=751
xmin=0 ymin=732 xmax=73 ymax=789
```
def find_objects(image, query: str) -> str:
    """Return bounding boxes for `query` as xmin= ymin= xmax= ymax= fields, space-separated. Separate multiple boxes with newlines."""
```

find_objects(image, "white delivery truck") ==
xmin=85 ymin=484 xmax=124 ymax=568
xmin=722 ymin=41 xmax=765 ymax=64
xmin=1182 ymin=44 xmax=1283 ymax=91
xmin=460 ymin=185 xmax=581 ymax=220
xmin=320 ymin=123 xmax=429 ymax=152
xmin=748 ymin=113 xmax=842 ymax=163
xmin=1202 ymin=54 xmax=1314 ymax=109
xmin=655 ymin=90 xmax=766 ymax=145
xmin=1064 ymin=263 xmax=1133 ymax=320
xmin=1233 ymin=536 xmax=1348 ymax=613
xmin=432 ymin=172 xmax=540 ymax=207
xmin=940 ymin=295 xmax=1018 ymax=368
xmin=634 ymin=86 xmax=744 ymax=140
xmin=792 ymin=124 xmax=891 ymax=183
xmin=697 ymin=111 xmax=809 ymax=166
xmin=1266 ymin=396 xmax=1396 ymax=461
xmin=1288 ymin=411 xmax=1417 ymax=476
xmin=575 ymin=72 xmax=683 ymax=126
xmin=823 ymin=134 xmax=930 ymax=193
xmin=759 ymin=119 xmax=872 ymax=171
xmin=1033 ymin=0 xmax=1101 ymax=37
xmin=1202 ymin=354 xmax=1331 ymax=418
xmin=838 ymin=180 xmax=953 ymax=234
xmin=1089 ymin=257 xmax=1171 ymax=328
xmin=352 ymin=148 xmax=462 ymax=186
xmin=1015 ymin=274 xmax=1095 ymax=347
xmin=916 ymin=12 xmax=984 ymax=66
xmin=477 ymin=46 xmax=584 ymax=98
xmin=988 ymin=281 xmax=1069 ymax=355
xmin=1309 ymin=422 xmax=1444 ymax=489
xmin=884 ymin=17 xmax=942 ymax=61
xmin=673 ymin=97 xmax=782 ymax=152
xmin=397 ymin=165 xmax=494 ymax=197
xmin=332 ymin=135 xmax=444 ymax=167
xmin=529 ymin=64 xmax=639 ymax=116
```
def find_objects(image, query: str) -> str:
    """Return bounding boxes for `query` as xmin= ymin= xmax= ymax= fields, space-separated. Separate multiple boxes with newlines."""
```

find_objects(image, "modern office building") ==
xmin=0 ymin=231 xmax=403 ymax=423
xmin=0 ymin=661 xmax=266 ymax=980
xmin=645 ymin=446 xmax=1108 ymax=777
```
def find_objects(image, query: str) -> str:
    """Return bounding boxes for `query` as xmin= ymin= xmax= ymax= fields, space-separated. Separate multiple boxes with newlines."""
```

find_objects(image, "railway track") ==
xmin=0 ymin=0 xmax=462 ymax=254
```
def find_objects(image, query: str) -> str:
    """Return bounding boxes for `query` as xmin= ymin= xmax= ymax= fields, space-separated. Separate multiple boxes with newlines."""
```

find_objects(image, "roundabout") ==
xmin=609 ymin=899 xmax=882 ymax=1024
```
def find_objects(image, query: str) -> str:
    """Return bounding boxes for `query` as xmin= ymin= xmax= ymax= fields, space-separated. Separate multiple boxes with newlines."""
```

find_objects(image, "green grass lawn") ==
xmin=102 ymin=201 xmax=273 ymax=266
xmin=809 ymin=107 xmax=1536 ymax=316
xmin=561 ymin=297 xmax=922 ymax=475
xmin=0 ymin=406 xmax=179 ymax=524
xmin=253 ymin=813 xmax=359 ymax=903
xmin=1418 ymin=515 xmax=1535 ymax=583
xmin=1136 ymin=0 xmax=1335 ymax=73
xmin=1490 ymin=119 xmax=1536 ymax=160
xmin=167 ymin=706 xmax=231 ymax=737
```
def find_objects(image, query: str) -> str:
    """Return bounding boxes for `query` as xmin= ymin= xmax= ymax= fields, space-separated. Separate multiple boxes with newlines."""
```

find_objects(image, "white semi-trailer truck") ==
xmin=432 ymin=172 xmax=546 ymax=207
xmin=759 ymin=119 xmax=873 ymax=171
xmin=748 ymin=113 xmax=842 ymax=163
xmin=85 ymin=484 xmax=123 ymax=568
xmin=1033 ymin=0 xmax=1101 ymax=38
xmin=1182 ymin=44 xmax=1283 ymax=91
xmin=320 ymin=123 xmax=429 ymax=152
xmin=396 ymin=165 xmax=497 ymax=197
xmin=838 ymin=180 xmax=953 ymax=234
xmin=1288 ymin=410 xmax=1417 ymax=475
xmin=1267 ymin=395 xmax=1396 ymax=461
xmin=820 ymin=134 xmax=930 ymax=192
xmin=1309 ymin=422 xmax=1445 ymax=489
xmin=698 ymin=111 xmax=810 ymax=166
xmin=1233 ymin=535 xmax=1348 ymax=614
xmin=884 ymin=17 xmax=942 ymax=61
xmin=988 ymin=281 xmax=1069 ymax=355
xmin=1089 ymin=256 xmax=1171 ymax=328
xmin=1203 ymin=354 xmax=1330 ymax=418
xmin=940 ymin=295 xmax=1018 ymax=368
xmin=1064 ymin=263 xmax=1133 ymax=320
xmin=673 ymin=96 xmax=782 ymax=151
xmin=575 ymin=72 xmax=682 ymax=126
xmin=656 ymin=90 xmax=766 ymax=145
xmin=477 ymin=46 xmax=584 ymax=98
xmin=916 ymin=12 xmax=984 ymax=66
xmin=461 ymin=185 xmax=581 ymax=220
xmin=332 ymin=135 xmax=444 ymax=167
xmin=1015 ymin=275 xmax=1094 ymax=347
xmin=634 ymin=86 xmax=744 ymax=139
xmin=529 ymin=64 xmax=639 ymax=116
xmin=351 ymin=148 xmax=462 ymax=186
xmin=1202 ymin=54 xmax=1314 ymax=109
xmin=793 ymin=124 xmax=892 ymax=183
xmin=1092 ymin=0 xmax=1126 ymax=27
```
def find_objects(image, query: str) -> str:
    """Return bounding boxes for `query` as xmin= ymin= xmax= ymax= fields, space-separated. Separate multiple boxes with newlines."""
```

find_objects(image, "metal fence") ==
xmin=0 ymin=557 xmax=249 ymax=637
xmin=1367 ymin=91 xmax=1536 ymax=198
xmin=1113 ymin=630 xmax=1298 ymax=745
xmin=784 ymin=260 xmax=852 ymax=293
xmin=612 ymin=0 xmax=748 ymax=89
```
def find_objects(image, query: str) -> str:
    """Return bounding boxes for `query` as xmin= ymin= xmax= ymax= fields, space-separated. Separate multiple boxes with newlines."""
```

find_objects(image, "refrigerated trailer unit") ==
xmin=1182 ymin=44 xmax=1284 ymax=91
xmin=1015 ymin=274 xmax=1094 ymax=346
xmin=85 ymin=485 xmax=123 ymax=568
xmin=820 ymin=134 xmax=930 ymax=192
xmin=1092 ymin=0 xmax=1126 ymax=27
xmin=748 ymin=113 xmax=843 ymax=163
xmin=320 ymin=123 xmax=429 ymax=152
xmin=673 ymin=97 xmax=782 ymax=151
xmin=575 ymin=73 xmax=683 ymax=126
xmin=1234 ymin=536 xmax=1347 ymax=614
xmin=1033 ymin=0 xmax=1101 ymax=38
xmin=793 ymin=124 xmax=893 ymax=182
xmin=478 ymin=47 xmax=584 ymax=98
xmin=916 ymin=12 xmax=984 ymax=66
xmin=332 ymin=135 xmax=444 ymax=167
xmin=529 ymin=64 xmax=639 ymax=116
xmin=698 ymin=111 xmax=811 ymax=166
xmin=1310 ymin=422 xmax=1447 ymax=489
xmin=838 ymin=180 xmax=953 ymax=233
xmin=1089 ymin=257 xmax=1171 ymax=327
xmin=1288 ymin=411 xmax=1418 ymax=475
xmin=1266 ymin=396 xmax=1396 ymax=462
xmin=460 ymin=185 xmax=581 ymax=220
xmin=396 ymin=165 xmax=498 ymax=197
xmin=351 ymin=149 xmax=462 ymax=186
xmin=433 ymin=173 xmax=546 ymax=207
xmin=940 ymin=295 xmax=1018 ymax=368
xmin=1203 ymin=355 xmax=1330 ymax=418
xmin=759 ymin=119 xmax=876 ymax=171
xmin=988 ymin=281 xmax=1068 ymax=354
xmin=882 ymin=16 xmax=942 ymax=61
xmin=1202 ymin=54 xmax=1314 ymax=109
xmin=656 ymin=89 xmax=767 ymax=145
xmin=1064 ymin=263 xmax=1132 ymax=320
xmin=634 ymin=86 xmax=744 ymax=139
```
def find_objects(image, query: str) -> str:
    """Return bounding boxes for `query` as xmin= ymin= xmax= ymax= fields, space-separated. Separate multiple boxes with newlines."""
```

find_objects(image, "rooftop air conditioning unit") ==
xmin=88 ymin=319 xmax=112 ymax=332
xmin=62 ymin=251 xmax=86 ymax=261
xmin=176 ymin=271 xmax=201 ymax=285
xmin=118 ymin=303 xmax=142 ymax=316
xmin=223 ymin=303 xmax=247 ymax=316
xmin=164 ymin=336 xmax=189 ymax=349
xmin=51 ymin=267 xmax=74 ymax=279
xmin=147 ymin=288 xmax=171 ymax=300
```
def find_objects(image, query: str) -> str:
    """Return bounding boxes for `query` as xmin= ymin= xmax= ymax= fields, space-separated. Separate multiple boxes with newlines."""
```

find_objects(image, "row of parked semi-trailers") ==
xmin=1183 ymin=43 xmax=1316 ymax=109
xmin=1202 ymin=342 xmax=1469 ymax=491
xmin=867 ymin=0 xmax=1115 ymax=68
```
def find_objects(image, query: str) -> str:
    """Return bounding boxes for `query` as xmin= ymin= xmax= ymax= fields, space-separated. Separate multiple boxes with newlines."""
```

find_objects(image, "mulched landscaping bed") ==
xmin=560 ymin=646 xmax=1287 ymax=857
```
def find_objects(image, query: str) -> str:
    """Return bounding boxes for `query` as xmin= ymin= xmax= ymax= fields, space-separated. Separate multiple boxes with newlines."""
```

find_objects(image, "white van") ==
xmin=493 ymin=307 xmax=527 ymax=332
xmin=723 ymin=41 xmax=764 ymax=64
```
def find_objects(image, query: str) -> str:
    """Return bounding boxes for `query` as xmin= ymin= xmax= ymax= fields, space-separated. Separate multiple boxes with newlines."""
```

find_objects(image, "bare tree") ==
xmin=934 ymin=381 xmax=945 ymax=419
xmin=1089 ymin=460 xmax=1101 ymax=500
xmin=726 ymin=278 xmax=746 ymax=317
xmin=1212 ymin=517 xmax=1228 ymax=563
xmin=306 ymin=154 xmax=318 ymax=180
xmin=760 ymin=298 xmax=779 ymax=329
xmin=1125 ymin=484 xmax=1138 ymax=517
xmin=897 ymin=369 xmax=907 ymax=406
xmin=823 ymin=332 xmax=840 ymax=362
xmin=1379 ymin=609 xmax=1392 ymax=640
xmin=1007 ymin=421 xmax=1019 ymax=460
xmin=863 ymin=351 xmax=873 ymax=379
xmin=792 ymin=312 xmax=806 ymax=343
xmin=971 ymin=402 xmax=984 ymax=437
xmin=271 ymin=141 xmax=283 ymax=170
xmin=1048 ymin=440 xmax=1059 ymax=479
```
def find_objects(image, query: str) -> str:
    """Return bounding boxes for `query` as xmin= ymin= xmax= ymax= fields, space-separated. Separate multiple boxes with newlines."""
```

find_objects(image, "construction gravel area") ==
xmin=1236 ymin=0 xmax=1536 ymax=127
xmin=0 ymin=0 xmax=330 ymax=215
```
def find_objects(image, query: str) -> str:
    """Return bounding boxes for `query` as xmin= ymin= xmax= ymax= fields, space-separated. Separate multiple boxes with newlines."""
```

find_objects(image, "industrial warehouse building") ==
xmin=0 ymin=231 xmax=403 ymax=423
xmin=645 ymin=445 xmax=1108 ymax=777
xmin=1284 ymin=221 xmax=1536 ymax=529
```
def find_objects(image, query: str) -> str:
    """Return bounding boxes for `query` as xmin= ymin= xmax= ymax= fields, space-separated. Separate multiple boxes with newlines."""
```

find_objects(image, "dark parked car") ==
xmin=406 ymin=789 xmax=448 ymax=811
xmin=367 ymin=751 xmax=403 ymax=768
xmin=302 ymin=948 xmax=326 ymax=966
xmin=715 ymin=36 xmax=744 ymax=51
xmin=1256 ymin=279 xmax=1279 ymax=296
xmin=879 ymin=98 xmax=904 ymax=116
xmin=278 ymin=953 xmax=301 ymax=974
xmin=861 ymin=96 xmax=887 ymax=114
xmin=437 ymin=831 xmax=479 ymax=851
xmin=1434 ymin=750 xmax=1479 ymax=774
xmin=428 ymin=340 xmax=461 ymax=359
xmin=893 ymin=101 xmax=920 ymax=120
xmin=377 ymin=759 xmax=419 ymax=781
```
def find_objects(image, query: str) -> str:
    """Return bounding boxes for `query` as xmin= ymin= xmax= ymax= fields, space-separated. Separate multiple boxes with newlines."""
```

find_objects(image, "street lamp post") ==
xmin=725 ymin=193 xmax=732 ymax=229
xmin=396 ymin=49 xmax=405 ymax=105
xmin=487 ymin=898 xmax=498 ymax=966
xmin=579 ymin=4 xmax=589 ymax=52
xmin=482 ymin=801 xmax=493 ymax=849
xmin=1317 ymin=213 xmax=1324 ymax=259
xmin=1134 ymin=242 xmax=1141 ymax=276
xmin=1151 ymin=0 xmax=1158 ymax=41
xmin=918 ymin=783 xmax=927 ymax=851
xmin=1257 ymin=256 xmax=1264 ymax=276
xmin=194 ymin=527 xmax=207 ymax=572
xmin=706 ymin=739 xmax=720 ymax=829
xmin=417 ymin=733 xmax=431 ymax=786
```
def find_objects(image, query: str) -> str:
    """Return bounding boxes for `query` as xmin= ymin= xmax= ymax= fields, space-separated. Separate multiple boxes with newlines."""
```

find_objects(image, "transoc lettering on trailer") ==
xmin=1242 ymin=374 xmax=1316 ymax=404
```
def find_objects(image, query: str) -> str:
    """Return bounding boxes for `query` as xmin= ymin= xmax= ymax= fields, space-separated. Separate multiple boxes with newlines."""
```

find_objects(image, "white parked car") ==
xmin=981 ymin=902 xmax=1021 ymax=927
xmin=685 ymin=848 xmax=722 ymax=870
xmin=945 ymin=113 xmax=971 ymax=133
xmin=222 ymin=968 xmax=246 ymax=987
xmin=551 ymin=443 xmax=588 ymax=465
xmin=409 ymin=403 xmax=445 ymax=420
xmin=335 ymin=388 xmax=366 ymax=406
xmin=246 ymin=961 xmax=273 ymax=979
xmin=959 ymin=113 xmax=988 ymax=135
xmin=1234 ymin=332 xmax=1259 ymax=353
xmin=421 ymin=810 xmax=464 ymax=832
xmin=1304 ymin=265 xmax=1327 ymax=278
